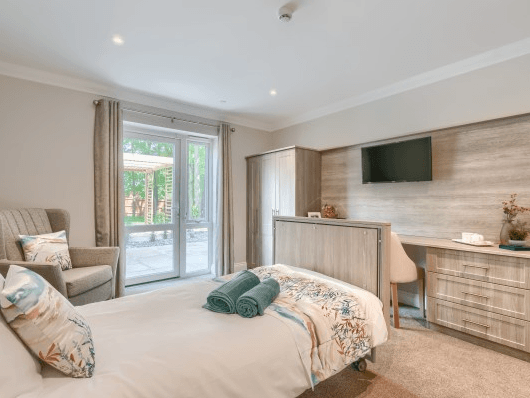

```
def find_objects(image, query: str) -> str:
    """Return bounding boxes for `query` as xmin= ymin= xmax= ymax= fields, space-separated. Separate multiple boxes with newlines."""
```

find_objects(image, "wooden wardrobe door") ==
xmin=260 ymin=154 xmax=276 ymax=266
xmin=246 ymin=157 xmax=261 ymax=269
xmin=276 ymin=150 xmax=296 ymax=217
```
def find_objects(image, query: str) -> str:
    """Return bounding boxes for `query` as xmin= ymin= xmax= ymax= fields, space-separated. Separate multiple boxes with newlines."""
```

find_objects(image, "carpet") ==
xmin=298 ymin=367 xmax=419 ymax=398
xmin=299 ymin=306 xmax=530 ymax=398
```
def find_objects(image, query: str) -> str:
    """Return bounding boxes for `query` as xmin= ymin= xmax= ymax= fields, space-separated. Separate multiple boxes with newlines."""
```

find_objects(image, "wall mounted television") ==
xmin=361 ymin=136 xmax=432 ymax=183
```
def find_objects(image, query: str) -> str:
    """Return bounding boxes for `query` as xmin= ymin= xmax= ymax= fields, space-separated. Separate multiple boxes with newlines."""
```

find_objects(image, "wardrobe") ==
xmin=246 ymin=147 xmax=321 ymax=268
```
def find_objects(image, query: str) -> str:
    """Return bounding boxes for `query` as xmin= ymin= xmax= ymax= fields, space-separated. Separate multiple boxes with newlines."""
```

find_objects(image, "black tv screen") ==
xmin=362 ymin=137 xmax=432 ymax=183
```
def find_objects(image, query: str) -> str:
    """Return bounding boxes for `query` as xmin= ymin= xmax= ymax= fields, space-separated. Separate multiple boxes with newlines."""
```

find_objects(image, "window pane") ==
xmin=126 ymin=230 xmax=174 ymax=279
xmin=123 ymin=138 xmax=174 ymax=225
xmin=186 ymin=227 xmax=209 ymax=273
xmin=187 ymin=142 xmax=207 ymax=221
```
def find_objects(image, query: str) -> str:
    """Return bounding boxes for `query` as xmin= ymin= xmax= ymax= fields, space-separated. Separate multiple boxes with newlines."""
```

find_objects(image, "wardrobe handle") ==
xmin=461 ymin=291 xmax=490 ymax=300
xmin=462 ymin=319 xmax=490 ymax=328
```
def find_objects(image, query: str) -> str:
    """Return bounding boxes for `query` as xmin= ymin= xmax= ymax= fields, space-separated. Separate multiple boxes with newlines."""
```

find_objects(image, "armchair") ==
xmin=0 ymin=208 xmax=119 ymax=306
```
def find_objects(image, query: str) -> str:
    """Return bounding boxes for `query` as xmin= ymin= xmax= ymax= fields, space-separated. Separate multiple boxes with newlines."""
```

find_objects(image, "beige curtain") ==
xmin=93 ymin=99 xmax=125 ymax=297
xmin=216 ymin=123 xmax=235 ymax=276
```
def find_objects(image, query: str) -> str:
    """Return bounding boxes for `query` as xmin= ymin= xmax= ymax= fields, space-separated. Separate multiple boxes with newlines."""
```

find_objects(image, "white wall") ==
xmin=0 ymin=74 xmax=98 ymax=246
xmin=271 ymin=54 xmax=530 ymax=149
xmin=0 ymin=74 xmax=272 ymax=265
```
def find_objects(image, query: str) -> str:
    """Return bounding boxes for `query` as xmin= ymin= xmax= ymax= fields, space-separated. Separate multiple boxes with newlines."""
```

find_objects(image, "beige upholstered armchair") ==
xmin=0 ymin=209 xmax=119 ymax=306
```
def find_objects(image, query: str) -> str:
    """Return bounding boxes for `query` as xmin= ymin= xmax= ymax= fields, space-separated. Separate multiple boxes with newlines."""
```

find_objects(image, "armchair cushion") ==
xmin=18 ymin=230 xmax=72 ymax=270
xmin=63 ymin=265 xmax=113 ymax=297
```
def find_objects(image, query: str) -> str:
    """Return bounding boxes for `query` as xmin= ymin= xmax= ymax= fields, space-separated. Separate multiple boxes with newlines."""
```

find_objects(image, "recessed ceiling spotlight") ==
xmin=269 ymin=89 xmax=277 ymax=96
xmin=112 ymin=34 xmax=124 ymax=45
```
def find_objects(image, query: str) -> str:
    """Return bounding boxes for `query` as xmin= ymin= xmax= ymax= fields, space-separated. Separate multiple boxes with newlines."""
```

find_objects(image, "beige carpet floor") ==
xmin=302 ymin=307 xmax=530 ymax=398
xmin=298 ymin=368 xmax=420 ymax=398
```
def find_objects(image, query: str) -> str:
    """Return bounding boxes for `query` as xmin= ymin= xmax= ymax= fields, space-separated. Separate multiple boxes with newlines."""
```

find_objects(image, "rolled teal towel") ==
xmin=203 ymin=270 xmax=260 ymax=314
xmin=236 ymin=278 xmax=280 ymax=318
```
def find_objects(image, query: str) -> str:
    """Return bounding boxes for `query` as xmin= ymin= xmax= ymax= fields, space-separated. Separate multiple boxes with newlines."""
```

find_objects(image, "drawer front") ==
xmin=427 ymin=299 xmax=530 ymax=352
xmin=427 ymin=248 xmax=530 ymax=289
xmin=427 ymin=272 xmax=530 ymax=320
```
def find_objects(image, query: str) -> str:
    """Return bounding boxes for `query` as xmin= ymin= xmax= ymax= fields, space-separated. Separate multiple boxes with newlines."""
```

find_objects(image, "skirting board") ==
xmin=234 ymin=262 xmax=247 ymax=272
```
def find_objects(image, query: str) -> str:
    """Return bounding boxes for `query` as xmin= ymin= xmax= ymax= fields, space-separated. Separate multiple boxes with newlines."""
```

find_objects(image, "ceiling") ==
xmin=1 ymin=0 xmax=530 ymax=131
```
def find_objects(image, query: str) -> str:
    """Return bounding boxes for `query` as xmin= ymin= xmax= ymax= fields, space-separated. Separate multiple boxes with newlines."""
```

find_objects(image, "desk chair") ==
xmin=390 ymin=232 xmax=425 ymax=328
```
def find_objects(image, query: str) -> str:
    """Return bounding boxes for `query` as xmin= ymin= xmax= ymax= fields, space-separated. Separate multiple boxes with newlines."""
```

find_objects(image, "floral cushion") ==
xmin=0 ymin=273 xmax=43 ymax=398
xmin=0 ymin=265 xmax=95 ymax=378
xmin=19 ymin=230 xmax=72 ymax=270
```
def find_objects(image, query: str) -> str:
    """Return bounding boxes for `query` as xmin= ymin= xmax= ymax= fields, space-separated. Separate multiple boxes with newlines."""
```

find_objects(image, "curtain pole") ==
xmin=93 ymin=100 xmax=235 ymax=132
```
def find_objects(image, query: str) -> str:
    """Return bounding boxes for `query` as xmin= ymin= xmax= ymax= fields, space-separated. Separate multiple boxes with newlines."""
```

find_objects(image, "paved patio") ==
xmin=125 ymin=230 xmax=210 ymax=280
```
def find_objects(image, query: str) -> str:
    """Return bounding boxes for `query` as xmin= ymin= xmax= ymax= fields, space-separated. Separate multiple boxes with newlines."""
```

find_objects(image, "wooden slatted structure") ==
xmin=164 ymin=167 xmax=173 ymax=222
xmin=123 ymin=153 xmax=174 ymax=225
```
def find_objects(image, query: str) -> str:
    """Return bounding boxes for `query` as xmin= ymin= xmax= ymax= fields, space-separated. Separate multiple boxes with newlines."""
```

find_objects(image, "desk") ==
xmin=398 ymin=235 xmax=530 ymax=355
xmin=398 ymin=235 xmax=530 ymax=259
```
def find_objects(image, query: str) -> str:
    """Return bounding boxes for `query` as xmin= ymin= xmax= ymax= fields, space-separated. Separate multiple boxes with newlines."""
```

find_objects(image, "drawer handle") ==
xmin=461 ymin=291 xmax=490 ymax=300
xmin=462 ymin=319 xmax=490 ymax=328
xmin=463 ymin=264 xmax=489 ymax=270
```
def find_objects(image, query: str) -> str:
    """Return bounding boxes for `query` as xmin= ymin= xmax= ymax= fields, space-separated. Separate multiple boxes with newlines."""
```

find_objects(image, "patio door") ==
xmin=123 ymin=134 xmax=181 ymax=285
xmin=123 ymin=126 xmax=214 ymax=286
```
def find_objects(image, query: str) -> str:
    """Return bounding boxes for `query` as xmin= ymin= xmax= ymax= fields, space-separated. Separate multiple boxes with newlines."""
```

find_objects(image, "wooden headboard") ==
xmin=273 ymin=216 xmax=391 ymax=331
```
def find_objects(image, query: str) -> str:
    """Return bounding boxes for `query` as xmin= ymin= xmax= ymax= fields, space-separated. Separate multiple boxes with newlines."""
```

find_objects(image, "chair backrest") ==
xmin=390 ymin=232 xmax=418 ymax=284
xmin=0 ymin=209 xmax=69 ymax=261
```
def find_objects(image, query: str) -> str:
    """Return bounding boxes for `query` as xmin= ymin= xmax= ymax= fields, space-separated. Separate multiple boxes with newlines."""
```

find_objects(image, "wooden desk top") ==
xmin=399 ymin=235 xmax=530 ymax=259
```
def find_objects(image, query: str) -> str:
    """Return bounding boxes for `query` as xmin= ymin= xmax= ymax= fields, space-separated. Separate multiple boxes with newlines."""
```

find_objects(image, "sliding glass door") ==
xmin=123 ymin=126 xmax=213 ymax=286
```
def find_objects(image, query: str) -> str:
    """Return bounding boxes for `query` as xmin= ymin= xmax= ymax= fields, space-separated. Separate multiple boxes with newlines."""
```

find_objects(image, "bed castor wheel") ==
xmin=352 ymin=358 xmax=367 ymax=372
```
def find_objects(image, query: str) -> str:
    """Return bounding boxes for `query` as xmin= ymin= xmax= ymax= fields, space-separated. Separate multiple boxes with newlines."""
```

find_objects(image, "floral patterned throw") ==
xmin=18 ymin=230 xmax=72 ymax=270
xmin=251 ymin=265 xmax=371 ymax=387
xmin=0 ymin=265 xmax=95 ymax=378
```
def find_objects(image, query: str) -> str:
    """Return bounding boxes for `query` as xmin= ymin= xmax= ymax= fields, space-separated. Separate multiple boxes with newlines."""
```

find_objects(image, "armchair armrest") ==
xmin=0 ymin=260 xmax=68 ymax=297
xmin=69 ymin=247 xmax=120 ymax=299
xmin=69 ymin=247 xmax=119 ymax=274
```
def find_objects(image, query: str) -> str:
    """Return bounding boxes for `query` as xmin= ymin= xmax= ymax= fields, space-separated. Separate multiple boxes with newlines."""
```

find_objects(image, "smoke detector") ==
xmin=278 ymin=5 xmax=293 ymax=22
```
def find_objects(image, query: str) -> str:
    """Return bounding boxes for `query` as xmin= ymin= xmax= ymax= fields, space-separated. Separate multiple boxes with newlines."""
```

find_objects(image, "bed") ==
xmin=5 ymin=217 xmax=390 ymax=398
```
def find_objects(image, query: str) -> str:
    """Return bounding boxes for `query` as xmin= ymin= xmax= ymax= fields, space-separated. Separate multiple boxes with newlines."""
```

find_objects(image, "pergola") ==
xmin=123 ymin=153 xmax=173 ymax=224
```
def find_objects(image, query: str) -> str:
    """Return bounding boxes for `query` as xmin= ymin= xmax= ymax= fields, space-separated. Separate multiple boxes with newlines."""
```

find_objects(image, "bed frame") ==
xmin=272 ymin=216 xmax=391 ymax=362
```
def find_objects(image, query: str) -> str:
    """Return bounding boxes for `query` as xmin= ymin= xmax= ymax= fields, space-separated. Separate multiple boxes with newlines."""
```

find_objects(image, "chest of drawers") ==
xmin=426 ymin=247 xmax=530 ymax=353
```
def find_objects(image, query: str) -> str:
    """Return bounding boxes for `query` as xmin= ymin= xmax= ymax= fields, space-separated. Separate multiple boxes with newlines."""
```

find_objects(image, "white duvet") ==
xmin=20 ymin=266 xmax=387 ymax=398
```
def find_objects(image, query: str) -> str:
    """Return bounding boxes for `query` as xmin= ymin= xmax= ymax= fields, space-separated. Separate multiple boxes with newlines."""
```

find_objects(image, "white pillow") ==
xmin=0 ymin=273 xmax=43 ymax=398
xmin=18 ymin=230 xmax=72 ymax=270
xmin=0 ymin=265 xmax=95 ymax=378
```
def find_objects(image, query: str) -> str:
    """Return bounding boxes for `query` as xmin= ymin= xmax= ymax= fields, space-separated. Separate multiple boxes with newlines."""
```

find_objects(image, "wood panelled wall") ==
xmin=321 ymin=114 xmax=530 ymax=242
